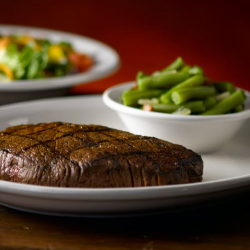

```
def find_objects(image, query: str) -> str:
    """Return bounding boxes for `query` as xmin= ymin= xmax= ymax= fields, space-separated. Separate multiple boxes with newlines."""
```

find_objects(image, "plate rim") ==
xmin=1 ymin=173 xmax=250 ymax=201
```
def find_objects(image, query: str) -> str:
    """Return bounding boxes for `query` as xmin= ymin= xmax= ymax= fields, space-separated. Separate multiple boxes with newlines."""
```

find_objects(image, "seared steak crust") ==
xmin=0 ymin=122 xmax=203 ymax=187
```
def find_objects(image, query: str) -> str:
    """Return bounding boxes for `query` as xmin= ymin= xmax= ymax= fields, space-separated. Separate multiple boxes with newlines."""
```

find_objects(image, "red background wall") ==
xmin=1 ymin=0 xmax=250 ymax=93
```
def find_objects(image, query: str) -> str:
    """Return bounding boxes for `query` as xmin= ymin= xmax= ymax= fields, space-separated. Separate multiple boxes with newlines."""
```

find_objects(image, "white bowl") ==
xmin=0 ymin=25 xmax=120 ymax=104
xmin=103 ymin=82 xmax=250 ymax=153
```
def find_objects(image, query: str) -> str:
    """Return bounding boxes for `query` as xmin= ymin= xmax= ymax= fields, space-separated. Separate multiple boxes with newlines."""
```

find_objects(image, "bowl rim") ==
xmin=103 ymin=81 xmax=250 ymax=122
xmin=0 ymin=24 xmax=120 ymax=91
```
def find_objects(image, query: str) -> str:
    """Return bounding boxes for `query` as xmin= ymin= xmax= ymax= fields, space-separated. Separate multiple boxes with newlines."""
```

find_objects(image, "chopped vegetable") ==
xmin=138 ymin=98 xmax=159 ymax=105
xmin=0 ymin=34 xmax=94 ymax=81
xmin=171 ymin=86 xmax=216 ymax=105
xmin=122 ymin=89 xmax=164 ymax=106
xmin=121 ymin=57 xmax=247 ymax=115
xmin=160 ymin=75 xmax=205 ymax=104
xmin=0 ymin=63 xmax=14 ymax=79
xmin=213 ymin=82 xmax=235 ymax=94
xmin=143 ymin=104 xmax=154 ymax=111
xmin=150 ymin=101 xmax=205 ymax=114
xmin=201 ymin=90 xmax=245 ymax=115
xmin=172 ymin=107 xmax=191 ymax=115
xmin=161 ymin=57 xmax=185 ymax=72
xmin=137 ymin=71 xmax=189 ymax=90
xmin=203 ymin=96 xmax=217 ymax=110
xmin=214 ymin=91 xmax=230 ymax=102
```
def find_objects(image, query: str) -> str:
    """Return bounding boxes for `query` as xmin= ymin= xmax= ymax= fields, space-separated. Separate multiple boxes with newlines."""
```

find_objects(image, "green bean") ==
xmin=126 ymin=56 xmax=246 ymax=115
xmin=136 ymin=71 xmax=148 ymax=81
xmin=151 ymin=103 xmax=179 ymax=113
xmin=160 ymin=75 xmax=205 ymax=104
xmin=203 ymin=96 xmax=217 ymax=110
xmin=182 ymin=101 xmax=205 ymax=113
xmin=138 ymin=71 xmax=189 ymax=90
xmin=171 ymin=86 xmax=216 ymax=105
xmin=214 ymin=91 xmax=230 ymax=102
xmin=188 ymin=65 xmax=204 ymax=76
xmin=122 ymin=89 xmax=164 ymax=106
xmin=213 ymin=82 xmax=235 ymax=94
xmin=151 ymin=100 xmax=205 ymax=114
xmin=161 ymin=57 xmax=185 ymax=72
xmin=181 ymin=65 xmax=191 ymax=73
xmin=233 ymin=104 xmax=244 ymax=113
xmin=201 ymin=90 xmax=245 ymax=115
xmin=180 ymin=65 xmax=204 ymax=75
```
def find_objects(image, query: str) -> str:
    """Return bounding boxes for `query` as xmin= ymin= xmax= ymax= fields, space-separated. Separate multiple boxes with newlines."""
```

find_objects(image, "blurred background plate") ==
xmin=0 ymin=25 xmax=120 ymax=104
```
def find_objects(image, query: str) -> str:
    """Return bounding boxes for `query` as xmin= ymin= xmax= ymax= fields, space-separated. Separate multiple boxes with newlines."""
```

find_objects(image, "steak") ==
xmin=0 ymin=122 xmax=203 ymax=187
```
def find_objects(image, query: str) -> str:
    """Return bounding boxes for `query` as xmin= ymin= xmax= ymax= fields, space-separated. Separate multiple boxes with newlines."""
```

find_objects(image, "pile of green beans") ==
xmin=122 ymin=57 xmax=246 ymax=115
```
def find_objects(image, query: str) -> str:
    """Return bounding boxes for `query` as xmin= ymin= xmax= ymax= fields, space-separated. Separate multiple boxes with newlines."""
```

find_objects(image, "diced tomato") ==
xmin=68 ymin=51 xmax=93 ymax=72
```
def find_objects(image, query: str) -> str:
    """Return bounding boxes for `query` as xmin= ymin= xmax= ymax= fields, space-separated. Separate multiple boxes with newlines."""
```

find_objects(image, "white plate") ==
xmin=103 ymin=82 xmax=250 ymax=153
xmin=0 ymin=25 xmax=120 ymax=91
xmin=0 ymin=96 xmax=249 ymax=217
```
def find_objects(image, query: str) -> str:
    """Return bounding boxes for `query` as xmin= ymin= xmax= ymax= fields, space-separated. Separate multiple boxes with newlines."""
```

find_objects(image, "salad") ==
xmin=122 ymin=57 xmax=246 ymax=115
xmin=0 ymin=34 xmax=93 ymax=81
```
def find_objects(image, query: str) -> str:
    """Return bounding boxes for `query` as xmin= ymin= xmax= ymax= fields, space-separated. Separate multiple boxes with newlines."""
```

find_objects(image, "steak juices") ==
xmin=0 ymin=122 xmax=203 ymax=187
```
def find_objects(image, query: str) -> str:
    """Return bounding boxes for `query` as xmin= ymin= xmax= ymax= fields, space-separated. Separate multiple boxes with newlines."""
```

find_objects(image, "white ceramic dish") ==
xmin=0 ymin=95 xmax=249 ymax=217
xmin=0 ymin=25 xmax=120 ymax=104
xmin=103 ymin=82 xmax=250 ymax=153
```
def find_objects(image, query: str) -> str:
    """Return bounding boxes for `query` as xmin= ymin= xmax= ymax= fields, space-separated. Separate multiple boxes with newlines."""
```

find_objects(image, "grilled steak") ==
xmin=0 ymin=122 xmax=203 ymax=187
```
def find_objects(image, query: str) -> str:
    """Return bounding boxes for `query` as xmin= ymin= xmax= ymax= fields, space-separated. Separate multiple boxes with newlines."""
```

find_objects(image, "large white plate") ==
xmin=0 ymin=96 xmax=249 ymax=217
xmin=0 ymin=25 xmax=120 ymax=91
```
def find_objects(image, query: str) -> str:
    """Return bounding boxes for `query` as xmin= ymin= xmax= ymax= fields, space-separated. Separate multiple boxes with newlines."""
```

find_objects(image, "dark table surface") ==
xmin=1 ymin=191 xmax=250 ymax=250
xmin=0 ymin=1 xmax=250 ymax=249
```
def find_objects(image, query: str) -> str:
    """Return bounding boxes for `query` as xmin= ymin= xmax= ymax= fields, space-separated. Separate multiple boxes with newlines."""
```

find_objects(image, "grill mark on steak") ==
xmin=1 ymin=122 xmax=63 ymax=136
xmin=2 ymin=130 xmax=114 ymax=160
xmin=0 ymin=123 xmax=203 ymax=187
xmin=0 ymin=132 xmax=81 ymax=185
xmin=1 ymin=129 xmax=164 ymax=186
xmin=125 ymin=159 xmax=134 ymax=187
xmin=24 ymin=126 xmax=133 ymax=155
xmin=140 ymin=165 xmax=144 ymax=187
xmin=98 ymin=130 xmax=136 ymax=148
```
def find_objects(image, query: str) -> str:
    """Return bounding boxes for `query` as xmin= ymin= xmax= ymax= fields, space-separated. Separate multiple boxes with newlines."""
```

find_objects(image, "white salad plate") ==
xmin=0 ymin=95 xmax=249 ymax=217
xmin=0 ymin=25 xmax=120 ymax=91
xmin=0 ymin=25 xmax=120 ymax=105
